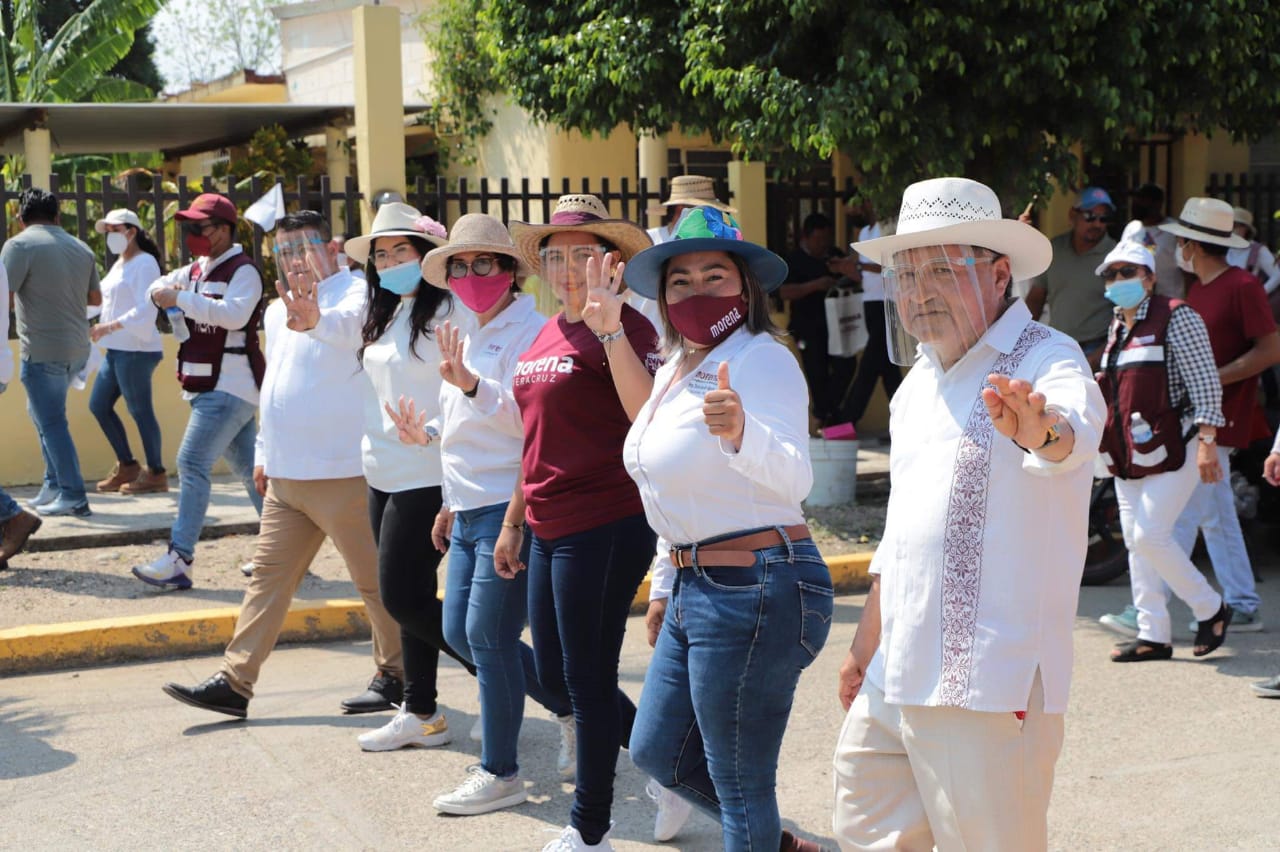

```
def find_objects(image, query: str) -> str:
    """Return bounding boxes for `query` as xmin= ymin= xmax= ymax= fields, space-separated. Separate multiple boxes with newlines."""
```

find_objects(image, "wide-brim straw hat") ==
xmin=510 ymin=194 xmax=652 ymax=270
xmin=645 ymin=175 xmax=736 ymax=217
xmin=1158 ymin=197 xmax=1249 ymax=248
xmin=852 ymin=177 xmax=1052 ymax=281
xmin=95 ymin=208 xmax=143 ymax=233
xmin=623 ymin=206 xmax=788 ymax=299
xmin=1232 ymin=205 xmax=1255 ymax=238
xmin=421 ymin=213 xmax=530 ymax=289
xmin=345 ymin=202 xmax=448 ymax=265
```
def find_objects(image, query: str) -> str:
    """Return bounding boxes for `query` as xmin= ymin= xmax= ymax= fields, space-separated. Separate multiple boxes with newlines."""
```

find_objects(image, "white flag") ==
xmin=244 ymin=183 xmax=286 ymax=231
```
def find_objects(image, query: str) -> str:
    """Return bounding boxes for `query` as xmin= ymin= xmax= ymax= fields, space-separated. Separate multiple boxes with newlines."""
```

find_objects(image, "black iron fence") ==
xmin=766 ymin=176 xmax=858 ymax=255
xmin=406 ymin=175 xmax=681 ymax=228
xmin=1205 ymin=172 xmax=1280 ymax=249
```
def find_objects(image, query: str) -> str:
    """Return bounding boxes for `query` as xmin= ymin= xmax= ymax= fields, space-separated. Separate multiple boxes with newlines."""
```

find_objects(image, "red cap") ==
xmin=175 ymin=193 xmax=238 ymax=223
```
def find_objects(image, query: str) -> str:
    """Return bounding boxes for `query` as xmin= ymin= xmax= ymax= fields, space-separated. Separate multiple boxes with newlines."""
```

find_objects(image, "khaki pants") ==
xmin=221 ymin=476 xmax=403 ymax=698
xmin=832 ymin=672 xmax=1063 ymax=852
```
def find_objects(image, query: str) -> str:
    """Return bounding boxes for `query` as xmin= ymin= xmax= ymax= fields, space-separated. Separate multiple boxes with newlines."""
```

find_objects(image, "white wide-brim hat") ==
xmin=345 ymin=202 xmax=448 ymax=265
xmin=1094 ymin=239 xmax=1156 ymax=276
xmin=421 ymin=213 xmax=530 ymax=288
xmin=1158 ymin=197 xmax=1249 ymax=248
xmin=851 ymin=177 xmax=1052 ymax=281
xmin=95 ymin=208 xmax=143 ymax=233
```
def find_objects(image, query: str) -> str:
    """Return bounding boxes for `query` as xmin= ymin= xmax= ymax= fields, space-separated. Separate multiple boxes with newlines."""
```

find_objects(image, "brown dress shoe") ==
xmin=121 ymin=468 xmax=169 ymax=494
xmin=97 ymin=461 xmax=141 ymax=492
xmin=0 ymin=508 xmax=42 ymax=562
xmin=780 ymin=830 xmax=828 ymax=852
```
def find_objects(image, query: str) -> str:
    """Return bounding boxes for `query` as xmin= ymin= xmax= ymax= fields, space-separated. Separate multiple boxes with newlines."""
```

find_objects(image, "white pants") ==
xmin=832 ymin=673 xmax=1063 ymax=852
xmin=1114 ymin=447 xmax=1223 ymax=644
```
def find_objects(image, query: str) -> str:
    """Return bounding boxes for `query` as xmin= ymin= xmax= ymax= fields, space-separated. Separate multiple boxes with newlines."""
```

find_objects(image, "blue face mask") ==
xmin=377 ymin=260 xmax=421 ymax=295
xmin=1104 ymin=279 xmax=1147 ymax=309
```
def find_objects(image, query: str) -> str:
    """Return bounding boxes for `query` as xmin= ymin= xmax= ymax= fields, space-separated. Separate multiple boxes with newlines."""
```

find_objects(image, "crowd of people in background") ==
xmin=4 ymin=170 xmax=1280 ymax=850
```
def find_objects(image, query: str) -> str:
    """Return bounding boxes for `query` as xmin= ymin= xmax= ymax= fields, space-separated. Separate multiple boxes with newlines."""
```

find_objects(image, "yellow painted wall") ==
xmin=0 ymin=339 xmax=233 ymax=486
xmin=1205 ymin=133 xmax=1250 ymax=179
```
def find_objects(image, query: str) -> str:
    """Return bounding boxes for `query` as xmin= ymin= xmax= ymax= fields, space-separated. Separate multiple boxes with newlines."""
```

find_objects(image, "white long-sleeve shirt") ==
xmin=148 ymin=245 xmax=263 ymax=404
xmin=1227 ymin=241 xmax=1280 ymax=294
xmin=254 ymin=269 xmax=367 ymax=480
xmin=361 ymin=296 xmax=466 ymax=493
xmin=98 ymin=253 xmax=163 ymax=352
xmin=439 ymin=294 xmax=546 ymax=511
xmin=865 ymin=300 xmax=1105 ymax=714
xmin=624 ymin=326 xmax=812 ymax=600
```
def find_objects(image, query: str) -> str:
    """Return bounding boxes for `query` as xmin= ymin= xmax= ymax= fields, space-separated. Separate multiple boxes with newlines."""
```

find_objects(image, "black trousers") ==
xmin=842 ymin=300 xmax=902 ymax=425
xmin=369 ymin=485 xmax=475 ymax=716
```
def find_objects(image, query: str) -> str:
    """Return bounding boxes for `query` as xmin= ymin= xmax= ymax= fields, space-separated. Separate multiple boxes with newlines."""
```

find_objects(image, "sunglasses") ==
xmin=447 ymin=256 xmax=500 ymax=279
xmin=182 ymin=221 xmax=218 ymax=236
xmin=1080 ymin=213 xmax=1113 ymax=224
xmin=1101 ymin=265 xmax=1143 ymax=281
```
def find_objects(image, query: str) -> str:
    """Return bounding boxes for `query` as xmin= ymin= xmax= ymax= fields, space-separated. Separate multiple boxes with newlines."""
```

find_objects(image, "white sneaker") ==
xmin=470 ymin=713 xmax=483 ymax=742
xmin=357 ymin=704 xmax=452 ymax=751
xmin=647 ymin=778 xmax=694 ymax=842
xmin=555 ymin=712 xmax=576 ymax=778
xmin=433 ymin=764 xmax=527 ymax=815
xmin=541 ymin=822 xmax=614 ymax=851
xmin=239 ymin=561 xmax=254 ymax=577
xmin=131 ymin=548 xmax=193 ymax=591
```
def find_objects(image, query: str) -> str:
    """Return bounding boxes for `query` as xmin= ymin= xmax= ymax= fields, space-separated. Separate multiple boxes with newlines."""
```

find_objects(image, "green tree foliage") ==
xmin=0 ymin=0 xmax=162 ymax=102
xmin=38 ymin=0 xmax=162 ymax=93
xmin=215 ymin=124 xmax=314 ymax=185
xmin=429 ymin=0 xmax=1280 ymax=209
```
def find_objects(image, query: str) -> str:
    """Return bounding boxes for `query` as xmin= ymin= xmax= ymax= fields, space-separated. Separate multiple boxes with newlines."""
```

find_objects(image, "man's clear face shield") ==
xmin=272 ymin=227 xmax=337 ymax=285
xmin=881 ymin=245 xmax=1000 ymax=366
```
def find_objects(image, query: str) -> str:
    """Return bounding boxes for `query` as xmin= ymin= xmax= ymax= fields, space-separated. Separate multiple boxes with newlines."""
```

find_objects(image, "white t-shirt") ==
xmin=439 ymin=294 xmax=546 ymax=511
xmin=255 ymin=269 xmax=367 ymax=480
xmin=624 ymin=326 xmax=812 ymax=599
xmin=856 ymin=222 xmax=884 ymax=301
xmin=360 ymin=296 xmax=467 ymax=493
xmin=865 ymin=301 xmax=1104 ymax=713
xmin=99 ymin=253 xmax=164 ymax=353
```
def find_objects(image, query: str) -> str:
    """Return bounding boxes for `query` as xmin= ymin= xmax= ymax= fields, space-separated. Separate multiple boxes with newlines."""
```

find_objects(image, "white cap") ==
xmin=1095 ymin=239 xmax=1155 ymax=277
xmin=94 ymin=208 xmax=143 ymax=233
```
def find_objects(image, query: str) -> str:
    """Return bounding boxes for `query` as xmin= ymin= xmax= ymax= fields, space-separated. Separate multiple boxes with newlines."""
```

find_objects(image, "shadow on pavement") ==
xmin=181 ymin=714 xmax=371 ymax=736
xmin=0 ymin=697 xmax=76 ymax=779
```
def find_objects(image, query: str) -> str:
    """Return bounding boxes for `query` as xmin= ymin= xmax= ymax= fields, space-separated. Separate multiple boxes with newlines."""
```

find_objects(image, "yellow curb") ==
xmin=0 ymin=552 xmax=875 ymax=676
xmin=0 ymin=599 xmax=370 ymax=677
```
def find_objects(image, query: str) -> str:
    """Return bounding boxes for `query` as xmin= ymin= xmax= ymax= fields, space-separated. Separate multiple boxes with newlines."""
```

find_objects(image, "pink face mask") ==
xmin=666 ymin=293 xmax=748 ymax=347
xmin=451 ymin=274 xmax=510 ymax=314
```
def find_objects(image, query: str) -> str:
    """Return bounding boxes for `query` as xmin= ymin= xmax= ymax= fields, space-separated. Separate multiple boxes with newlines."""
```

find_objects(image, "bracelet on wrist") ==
xmin=462 ymin=378 xmax=480 ymax=398
xmin=596 ymin=326 xmax=625 ymax=344
xmin=501 ymin=521 xmax=522 ymax=530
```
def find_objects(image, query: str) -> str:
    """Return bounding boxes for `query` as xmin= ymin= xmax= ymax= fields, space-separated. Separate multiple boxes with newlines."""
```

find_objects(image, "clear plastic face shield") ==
xmin=272 ymin=227 xmax=337 ymax=285
xmin=538 ymin=237 xmax=608 ymax=315
xmin=882 ymin=244 xmax=1005 ymax=367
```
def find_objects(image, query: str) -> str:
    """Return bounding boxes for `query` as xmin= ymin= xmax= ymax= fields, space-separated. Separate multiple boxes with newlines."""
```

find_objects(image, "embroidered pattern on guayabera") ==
xmin=938 ymin=323 xmax=1051 ymax=706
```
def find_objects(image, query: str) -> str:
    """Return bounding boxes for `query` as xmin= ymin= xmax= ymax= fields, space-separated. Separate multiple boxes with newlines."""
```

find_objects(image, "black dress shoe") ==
xmin=162 ymin=672 xmax=248 ymax=718
xmin=341 ymin=670 xmax=404 ymax=714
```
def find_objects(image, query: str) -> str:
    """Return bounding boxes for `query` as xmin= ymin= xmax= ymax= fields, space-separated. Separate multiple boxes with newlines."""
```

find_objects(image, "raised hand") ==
xmin=703 ymin=361 xmax=745 ymax=450
xmin=435 ymin=321 xmax=478 ymax=392
xmin=581 ymin=252 xmax=626 ymax=337
xmin=981 ymin=373 xmax=1059 ymax=451
xmin=274 ymin=258 xmax=321 ymax=332
xmin=383 ymin=394 xmax=433 ymax=445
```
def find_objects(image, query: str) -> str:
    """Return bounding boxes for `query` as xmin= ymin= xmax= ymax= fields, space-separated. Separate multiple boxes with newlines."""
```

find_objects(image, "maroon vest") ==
xmin=1096 ymin=295 xmax=1191 ymax=479
xmin=176 ymin=252 xmax=266 ymax=393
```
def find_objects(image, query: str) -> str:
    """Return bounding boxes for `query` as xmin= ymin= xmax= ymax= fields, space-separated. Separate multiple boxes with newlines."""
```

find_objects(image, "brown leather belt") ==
xmin=669 ymin=524 xmax=811 ymax=569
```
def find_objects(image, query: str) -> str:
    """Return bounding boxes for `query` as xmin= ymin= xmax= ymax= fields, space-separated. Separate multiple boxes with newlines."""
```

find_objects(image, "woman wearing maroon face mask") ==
xmin=622 ymin=206 xmax=832 ymax=852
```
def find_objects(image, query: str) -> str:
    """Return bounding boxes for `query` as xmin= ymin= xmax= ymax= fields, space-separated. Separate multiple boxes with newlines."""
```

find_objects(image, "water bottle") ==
xmin=1129 ymin=412 xmax=1153 ymax=443
xmin=166 ymin=306 xmax=190 ymax=343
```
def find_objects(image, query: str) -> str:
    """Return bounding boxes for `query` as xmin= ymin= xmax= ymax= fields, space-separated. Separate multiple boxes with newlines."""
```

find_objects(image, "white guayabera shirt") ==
xmin=866 ymin=301 xmax=1105 ymax=714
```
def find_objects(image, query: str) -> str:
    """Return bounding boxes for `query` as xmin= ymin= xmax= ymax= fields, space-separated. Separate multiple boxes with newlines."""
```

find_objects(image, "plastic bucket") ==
xmin=807 ymin=438 xmax=859 ymax=506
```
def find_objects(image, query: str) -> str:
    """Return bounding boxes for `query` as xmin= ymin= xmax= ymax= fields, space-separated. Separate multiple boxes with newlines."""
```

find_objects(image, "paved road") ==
xmin=3 ymin=580 xmax=1279 ymax=851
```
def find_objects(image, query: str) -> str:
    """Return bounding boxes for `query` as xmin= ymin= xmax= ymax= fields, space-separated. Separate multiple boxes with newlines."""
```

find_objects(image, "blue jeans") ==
xmin=0 ymin=486 xmax=19 ymax=524
xmin=528 ymin=512 xmax=656 ymax=846
xmin=1173 ymin=445 xmax=1261 ymax=614
xmin=630 ymin=534 xmax=834 ymax=852
xmin=89 ymin=349 xmax=164 ymax=470
xmin=171 ymin=390 xmax=262 ymax=559
xmin=21 ymin=359 xmax=88 ymax=505
xmin=443 ymin=502 xmax=572 ymax=778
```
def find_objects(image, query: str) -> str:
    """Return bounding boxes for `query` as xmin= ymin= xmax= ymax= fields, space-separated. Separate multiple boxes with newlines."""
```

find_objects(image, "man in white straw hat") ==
xmin=645 ymin=175 xmax=735 ymax=245
xmin=831 ymin=177 xmax=1105 ymax=851
xmin=1161 ymin=198 xmax=1280 ymax=635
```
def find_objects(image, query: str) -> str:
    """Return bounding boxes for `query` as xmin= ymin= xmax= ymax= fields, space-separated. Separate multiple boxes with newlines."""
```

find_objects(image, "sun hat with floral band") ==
xmin=622 ymin=206 xmax=788 ymax=300
xmin=345 ymin=202 xmax=448 ymax=265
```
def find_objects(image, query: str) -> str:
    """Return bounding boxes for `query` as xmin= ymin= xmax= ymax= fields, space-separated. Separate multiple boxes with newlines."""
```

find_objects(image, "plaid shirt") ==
xmin=1109 ymin=298 xmax=1225 ymax=427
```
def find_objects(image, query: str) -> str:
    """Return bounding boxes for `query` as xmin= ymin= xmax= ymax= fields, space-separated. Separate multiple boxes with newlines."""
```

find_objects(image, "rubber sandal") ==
xmin=1110 ymin=639 xmax=1173 ymax=662
xmin=1193 ymin=602 xmax=1233 ymax=657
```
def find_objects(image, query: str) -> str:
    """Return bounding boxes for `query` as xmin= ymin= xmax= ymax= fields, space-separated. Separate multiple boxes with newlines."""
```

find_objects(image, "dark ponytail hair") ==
xmin=358 ymin=234 xmax=452 ymax=363
xmin=128 ymin=225 xmax=166 ymax=274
